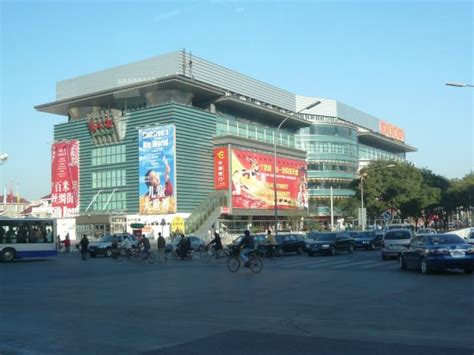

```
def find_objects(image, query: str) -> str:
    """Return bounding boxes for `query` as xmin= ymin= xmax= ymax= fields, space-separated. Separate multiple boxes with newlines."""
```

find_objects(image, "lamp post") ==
xmin=0 ymin=153 xmax=8 ymax=165
xmin=446 ymin=82 xmax=474 ymax=88
xmin=273 ymin=100 xmax=321 ymax=237
xmin=360 ymin=164 xmax=395 ymax=231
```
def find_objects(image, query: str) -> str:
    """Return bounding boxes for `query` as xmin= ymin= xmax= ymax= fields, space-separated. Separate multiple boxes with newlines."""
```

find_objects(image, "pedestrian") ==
xmin=157 ymin=232 xmax=167 ymax=261
xmin=266 ymin=229 xmax=276 ymax=257
xmin=111 ymin=235 xmax=118 ymax=259
xmin=64 ymin=233 xmax=71 ymax=254
xmin=80 ymin=234 xmax=89 ymax=260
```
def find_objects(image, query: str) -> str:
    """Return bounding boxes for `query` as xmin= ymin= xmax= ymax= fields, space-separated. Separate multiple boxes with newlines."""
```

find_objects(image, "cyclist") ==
xmin=141 ymin=235 xmax=151 ymax=258
xmin=177 ymin=234 xmax=189 ymax=260
xmin=157 ymin=232 xmax=167 ymax=261
xmin=238 ymin=230 xmax=254 ymax=267
xmin=207 ymin=231 xmax=223 ymax=254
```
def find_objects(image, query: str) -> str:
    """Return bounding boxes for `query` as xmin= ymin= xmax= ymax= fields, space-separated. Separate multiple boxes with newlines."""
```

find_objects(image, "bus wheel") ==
xmin=1 ymin=248 xmax=16 ymax=262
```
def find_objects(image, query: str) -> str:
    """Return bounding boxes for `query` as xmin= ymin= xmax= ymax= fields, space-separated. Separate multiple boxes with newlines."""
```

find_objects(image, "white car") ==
xmin=467 ymin=229 xmax=474 ymax=245
xmin=416 ymin=228 xmax=437 ymax=235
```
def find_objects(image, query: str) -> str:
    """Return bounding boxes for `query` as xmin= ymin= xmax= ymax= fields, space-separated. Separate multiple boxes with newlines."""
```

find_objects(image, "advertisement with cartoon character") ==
xmin=139 ymin=125 xmax=176 ymax=214
xmin=231 ymin=148 xmax=307 ymax=210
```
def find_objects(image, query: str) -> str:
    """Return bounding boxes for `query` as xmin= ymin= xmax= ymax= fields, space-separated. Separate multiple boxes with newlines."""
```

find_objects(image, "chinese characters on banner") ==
xmin=51 ymin=141 xmax=80 ymax=217
xmin=231 ymin=148 xmax=308 ymax=210
xmin=214 ymin=147 xmax=229 ymax=189
xmin=139 ymin=125 xmax=177 ymax=214
xmin=379 ymin=120 xmax=405 ymax=142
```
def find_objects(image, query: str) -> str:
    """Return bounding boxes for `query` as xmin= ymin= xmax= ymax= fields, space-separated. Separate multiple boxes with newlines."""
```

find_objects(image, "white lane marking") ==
xmin=332 ymin=259 xmax=383 ymax=268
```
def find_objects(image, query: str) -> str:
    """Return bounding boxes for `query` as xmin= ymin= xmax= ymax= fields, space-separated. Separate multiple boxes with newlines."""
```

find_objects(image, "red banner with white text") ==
xmin=231 ymin=148 xmax=308 ymax=210
xmin=51 ymin=141 xmax=80 ymax=217
xmin=214 ymin=147 xmax=229 ymax=189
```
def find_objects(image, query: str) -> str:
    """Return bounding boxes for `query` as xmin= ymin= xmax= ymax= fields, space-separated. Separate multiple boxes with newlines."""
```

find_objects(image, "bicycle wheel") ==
xmin=249 ymin=256 xmax=263 ymax=273
xmin=116 ymin=249 xmax=125 ymax=262
xmin=146 ymin=252 xmax=156 ymax=264
xmin=227 ymin=257 xmax=240 ymax=272
xmin=200 ymin=251 xmax=212 ymax=263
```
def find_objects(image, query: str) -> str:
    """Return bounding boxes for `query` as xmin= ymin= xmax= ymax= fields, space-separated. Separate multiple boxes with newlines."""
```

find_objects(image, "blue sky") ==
xmin=1 ymin=0 xmax=472 ymax=200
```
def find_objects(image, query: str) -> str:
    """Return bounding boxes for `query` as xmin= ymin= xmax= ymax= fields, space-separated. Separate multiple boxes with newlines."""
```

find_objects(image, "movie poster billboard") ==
xmin=214 ymin=147 xmax=229 ymax=190
xmin=139 ymin=125 xmax=176 ymax=214
xmin=51 ymin=140 xmax=80 ymax=217
xmin=231 ymin=148 xmax=308 ymax=210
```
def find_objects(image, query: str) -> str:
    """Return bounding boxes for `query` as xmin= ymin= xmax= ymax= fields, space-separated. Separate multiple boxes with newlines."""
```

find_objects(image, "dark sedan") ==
xmin=399 ymin=234 xmax=474 ymax=274
xmin=273 ymin=234 xmax=306 ymax=256
xmin=305 ymin=232 xmax=354 ymax=256
xmin=351 ymin=231 xmax=383 ymax=250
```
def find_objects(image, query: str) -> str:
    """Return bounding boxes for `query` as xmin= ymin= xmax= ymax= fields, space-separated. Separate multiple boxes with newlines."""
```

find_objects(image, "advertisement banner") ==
xmin=231 ymin=148 xmax=308 ymax=210
xmin=51 ymin=140 xmax=80 ymax=217
xmin=139 ymin=125 xmax=176 ymax=214
xmin=214 ymin=147 xmax=229 ymax=190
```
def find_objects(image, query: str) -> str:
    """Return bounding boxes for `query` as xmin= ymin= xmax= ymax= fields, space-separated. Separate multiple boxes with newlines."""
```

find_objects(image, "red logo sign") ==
xmin=214 ymin=147 xmax=229 ymax=190
xmin=379 ymin=121 xmax=405 ymax=142
xmin=51 ymin=141 xmax=80 ymax=217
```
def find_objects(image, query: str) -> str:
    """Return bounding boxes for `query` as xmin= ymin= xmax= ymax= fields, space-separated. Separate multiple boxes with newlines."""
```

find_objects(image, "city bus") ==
xmin=0 ymin=217 xmax=57 ymax=262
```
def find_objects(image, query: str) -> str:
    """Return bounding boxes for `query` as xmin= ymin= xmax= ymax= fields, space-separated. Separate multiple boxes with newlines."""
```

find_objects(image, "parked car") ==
xmin=416 ymin=228 xmax=437 ymax=235
xmin=466 ymin=228 xmax=474 ymax=245
xmin=88 ymin=234 xmax=137 ymax=257
xmin=399 ymin=234 xmax=474 ymax=274
xmin=305 ymin=232 xmax=354 ymax=256
xmin=381 ymin=229 xmax=412 ymax=260
xmin=352 ymin=231 xmax=383 ymax=250
xmin=165 ymin=236 xmax=205 ymax=252
xmin=273 ymin=233 xmax=306 ymax=256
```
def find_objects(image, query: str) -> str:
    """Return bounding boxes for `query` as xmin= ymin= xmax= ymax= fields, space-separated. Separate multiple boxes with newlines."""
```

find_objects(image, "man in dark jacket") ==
xmin=208 ymin=232 xmax=223 ymax=252
xmin=238 ymin=230 xmax=255 ymax=266
xmin=157 ymin=233 xmax=167 ymax=261
xmin=80 ymin=234 xmax=89 ymax=260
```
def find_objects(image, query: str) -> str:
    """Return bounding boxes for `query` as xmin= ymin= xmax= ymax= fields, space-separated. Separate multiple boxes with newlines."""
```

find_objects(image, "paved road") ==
xmin=1 ymin=250 xmax=473 ymax=354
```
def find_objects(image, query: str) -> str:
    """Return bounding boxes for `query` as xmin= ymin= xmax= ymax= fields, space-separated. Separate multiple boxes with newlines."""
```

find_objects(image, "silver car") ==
xmin=381 ymin=229 xmax=412 ymax=260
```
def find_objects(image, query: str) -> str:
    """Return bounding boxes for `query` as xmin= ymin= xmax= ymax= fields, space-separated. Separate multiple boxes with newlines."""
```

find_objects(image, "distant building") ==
xmin=36 ymin=50 xmax=416 ymax=236
xmin=20 ymin=194 xmax=53 ymax=218
xmin=0 ymin=193 xmax=30 ymax=218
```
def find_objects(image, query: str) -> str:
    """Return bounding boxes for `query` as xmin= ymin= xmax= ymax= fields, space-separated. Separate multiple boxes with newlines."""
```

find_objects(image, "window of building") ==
xmin=92 ymin=170 xmax=127 ymax=189
xmin=92 ymin=145 xmax=126 ymax=166
xmin=92 ymin=191 xmax=127 ymax=211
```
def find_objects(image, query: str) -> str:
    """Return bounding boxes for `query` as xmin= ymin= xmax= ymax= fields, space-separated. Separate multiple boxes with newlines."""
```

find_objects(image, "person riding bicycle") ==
xmin=138 ymin=235 xmax=151 ymax=258
xmin=238 ymin=230 xmax=255 ymax=266
xmin=207 ymin=231 xmax=223 ymax=253
xmin=177 ymin=234 xmax=190 ymax=260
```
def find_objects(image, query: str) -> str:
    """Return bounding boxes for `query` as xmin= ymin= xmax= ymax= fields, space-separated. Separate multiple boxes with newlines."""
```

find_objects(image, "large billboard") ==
xmin=51 ymin=140 xmax=80 ymax=217
xmin=139 ymin=125 xmax=176 ymax=214
xmin=231 ymin=148 xmax=308 ymax=210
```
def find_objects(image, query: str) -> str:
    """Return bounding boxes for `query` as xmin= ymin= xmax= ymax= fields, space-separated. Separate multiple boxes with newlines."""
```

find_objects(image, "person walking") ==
xmin=64 ymin=233 xmax=71 ymax=254
xmin=80 ymin=234 xmax=89 ymax=260
xmin=157 ymin=232 xmax=167 ymax=261
xmin=111 ymin=235 xmax=118 ymax=259
xmin=266 ymin=229 xmax=276 ymax=258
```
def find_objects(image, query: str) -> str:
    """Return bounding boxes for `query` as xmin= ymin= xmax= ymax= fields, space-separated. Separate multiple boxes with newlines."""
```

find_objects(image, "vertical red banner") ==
xmin=51 ymin=140 xmax=80 ymax=217
xmin=214 ymin=147 xmax=229 ymax=189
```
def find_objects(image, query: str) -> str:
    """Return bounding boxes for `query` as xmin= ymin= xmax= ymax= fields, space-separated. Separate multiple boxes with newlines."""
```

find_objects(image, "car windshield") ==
xmin=384 ymin=231 xmax=411 ymax=240
xmin=308 ymin=233 xmax=335 ymax=241
xmin=428 ymin=235 xmax=465 ymax=245
xmin=99 ymin=235 xmax=112 ymax=242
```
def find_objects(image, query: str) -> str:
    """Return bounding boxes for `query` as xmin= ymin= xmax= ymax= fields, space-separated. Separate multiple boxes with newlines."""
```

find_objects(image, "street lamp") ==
xmin=360 ymin=164 xmax=395 ymax=231
xmin=0 ymin=153 xmax=8 ymax=165
xmin=273 ymin=100 xmax=321 ymax=237
xmin=446 ymin=82 xmax=474 ymax=88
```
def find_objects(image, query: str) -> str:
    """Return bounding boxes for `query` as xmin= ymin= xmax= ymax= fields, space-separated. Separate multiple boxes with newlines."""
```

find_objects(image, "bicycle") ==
xmin=115 ymin=247 xmax=136 ymax=262
xmin=200 ymin=246 xmax=230 ymax=263
xmin=227 ymin=247 xmax=263 ymax=273
xmin=135 ymin=249 xmax=156 ymax=264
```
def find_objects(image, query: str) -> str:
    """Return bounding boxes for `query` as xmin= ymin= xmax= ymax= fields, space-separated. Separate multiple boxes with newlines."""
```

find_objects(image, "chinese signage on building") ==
xmin=139 ymin=125 xmax=177 ymax=214
xmin=87 ymin=109 xmax=124 ymax=145
xmin=51 ymin=140 xmax=80 ymax=217
xmin=379 ymin=120 xmax=405 ymax=142
xmin=214 ymin=147 xmax=229 ymax=189
xmin=231 ymin=148 xmax=308 ymax=210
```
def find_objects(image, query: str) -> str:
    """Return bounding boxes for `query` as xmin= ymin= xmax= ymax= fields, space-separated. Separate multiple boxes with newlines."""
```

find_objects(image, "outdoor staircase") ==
xmin=184 ymin=191 xmax=227 ymax=238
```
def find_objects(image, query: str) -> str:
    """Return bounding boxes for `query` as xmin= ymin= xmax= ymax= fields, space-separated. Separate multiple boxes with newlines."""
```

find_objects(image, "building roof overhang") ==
xmin=357 ymin=131 xmax=417 ymax=153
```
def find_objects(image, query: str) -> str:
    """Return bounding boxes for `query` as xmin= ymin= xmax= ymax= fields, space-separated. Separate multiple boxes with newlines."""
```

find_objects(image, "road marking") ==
xmin=331 ymin=259 xmax=383 ymax=268
xmin=357 ymin=260 xmax=392 ymax=269
xmin=305 ymin=258 xmax=361 ymax=268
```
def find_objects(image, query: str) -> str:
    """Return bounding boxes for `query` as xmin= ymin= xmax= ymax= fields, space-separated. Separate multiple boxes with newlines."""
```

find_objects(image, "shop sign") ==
xmin=214 ymin=147 xmax=229 ymax=189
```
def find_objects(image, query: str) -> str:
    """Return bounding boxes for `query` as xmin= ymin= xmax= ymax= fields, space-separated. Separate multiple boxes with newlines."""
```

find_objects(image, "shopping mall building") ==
xmin=36 ymin=50 xmax=416 ymax=238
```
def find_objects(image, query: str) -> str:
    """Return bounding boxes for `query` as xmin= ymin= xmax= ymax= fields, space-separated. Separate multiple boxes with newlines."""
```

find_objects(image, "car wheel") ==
xmin=104 ymin=248 xmax=112 ymax=257
xmin=330 ymin=248 xmax=336 ymax=256
xmin=420 ymin=258 xmax=431 ymax=275
xmin=1 ymin=248 xmax=16 ymax=262
xmin=348 ymin=245 xmax=354 ymax=254
xmin=399 ymin=255 xmax=407 ymax=270
xmin=464 ymin=267 xmax=473 ymax=274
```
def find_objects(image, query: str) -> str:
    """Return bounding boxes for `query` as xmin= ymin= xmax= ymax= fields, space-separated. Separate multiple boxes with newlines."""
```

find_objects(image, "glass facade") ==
xmin=297 ymin=122 xmax=359 ymax=217
xmin=92 ymin=170 xmax=126 ymax=189
xmin=358 ymin=144 xmax=405 ymax=162
xmin=92 ymin=191 xmax=127 ymax=211
xmin=91 ymin=145 xmax=126 ymax=166
xmin=216 ymin=115 xmax=296 ymax=149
